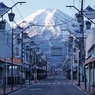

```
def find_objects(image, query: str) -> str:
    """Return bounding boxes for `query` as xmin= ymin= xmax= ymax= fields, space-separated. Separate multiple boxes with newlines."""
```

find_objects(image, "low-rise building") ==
xmin=85 ymin=27 xmax=95 ymax=86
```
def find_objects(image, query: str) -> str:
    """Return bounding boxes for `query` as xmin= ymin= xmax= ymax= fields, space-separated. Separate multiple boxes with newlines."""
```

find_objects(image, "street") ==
xmin=8 ymin=74 xmax=89 ymax=95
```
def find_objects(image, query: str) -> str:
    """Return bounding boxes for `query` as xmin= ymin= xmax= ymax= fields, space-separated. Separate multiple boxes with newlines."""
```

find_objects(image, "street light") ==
xmin=0 ymin=2 xmax=26 ymax=18
xmin=75 ymin=13 xmax=83 ymax=23
xmin=25 ymin=42 xmax=36 ymax=84
xmin=85 ymin=21 xmax=91 ymax=30
xmin=75 ymin=13 xmax=91 ymax=30
xmin=0 ymin=2 xmax=26 ymax=30
xmin=0 ymin=20 xmax=6 ymax=29
xmin=0 ymin=10 xmax=15 ymax=29
xmin=8 ymin=12 xmax=15 ymax=22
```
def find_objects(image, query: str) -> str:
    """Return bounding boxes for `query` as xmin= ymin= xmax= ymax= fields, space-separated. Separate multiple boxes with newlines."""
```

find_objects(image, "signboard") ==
xmin=7 ymin=57 xmax=21 ymax=63
xmin=83 ymin=5 xmax=95 ymax=19
xmin=74 ymin=53 xmax=77 ymax=63
xmin=0 ymin=2 xmax=9 ymax=16
xmin=51 ymin=46 xmax=62 ymax=56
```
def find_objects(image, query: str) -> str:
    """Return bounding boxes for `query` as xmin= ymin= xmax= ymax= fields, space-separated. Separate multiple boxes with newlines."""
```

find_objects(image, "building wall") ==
xmin=0 ymin=32 xmax=6 ymax=58
xmin=0 ymin=20 xmax=12 ymax=58
xmin=86 ymin=27 xmax=95 ymax=58
xmin=85 ymin=27 xmax=95 ymax=85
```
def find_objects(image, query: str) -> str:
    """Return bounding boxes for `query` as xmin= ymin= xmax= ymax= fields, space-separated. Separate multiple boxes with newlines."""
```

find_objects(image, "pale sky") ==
xmin=1 ymin=0 xmax=95 ymax=24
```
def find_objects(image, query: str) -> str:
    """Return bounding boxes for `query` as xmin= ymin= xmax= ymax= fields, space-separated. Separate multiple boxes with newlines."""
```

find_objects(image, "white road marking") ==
xmin=30 ymin=88 xmax=42 ymax=91
xmin=37 ymin=82 xmax=72 ymax=85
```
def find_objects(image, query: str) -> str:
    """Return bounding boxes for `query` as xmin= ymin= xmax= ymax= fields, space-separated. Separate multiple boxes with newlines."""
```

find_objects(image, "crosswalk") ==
xmin=36 ymin=82 xmax=72 ymax=85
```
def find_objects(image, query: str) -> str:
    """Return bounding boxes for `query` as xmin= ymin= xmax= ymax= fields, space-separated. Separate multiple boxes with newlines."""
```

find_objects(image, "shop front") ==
xmin=85 ymin=57 xmax=95 ymax=86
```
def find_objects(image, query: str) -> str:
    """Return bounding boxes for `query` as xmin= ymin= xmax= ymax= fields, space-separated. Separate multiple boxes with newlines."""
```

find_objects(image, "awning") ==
xmin=85 ymin=57 xmax=95 ymax=65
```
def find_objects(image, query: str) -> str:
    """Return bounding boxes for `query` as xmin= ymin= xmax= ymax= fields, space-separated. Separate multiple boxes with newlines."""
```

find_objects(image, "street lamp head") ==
xmin=17 ymin=38 xmax=21 ymax=44
xmin=75 ymin=13 xmax=83 ymax=23
xmin=26 ymin=45 xmax=29 ymax=51
xmin=23 ymin=32 xmax=27 ymax=39
xmin=73 ymin=48 xmax=76 ymax=52
xmin=37 ymin=47 xmax=40 ymax=51
xmin=68 ymin=36 xmax=73 ymax=42
xmin=30 ymin=41 xmax=37 ymax=46
xmin=0 ymin=20 xmax=6 ymax=30
xmin=85 ymin=21 xmax=91 ymax=30
xmin=8 ymin=12 xmax=15 ymax=22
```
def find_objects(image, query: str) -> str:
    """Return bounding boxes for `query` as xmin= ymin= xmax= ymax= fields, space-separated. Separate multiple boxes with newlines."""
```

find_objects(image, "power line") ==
xmin=11 ymin=0 xmax=24 ymax=20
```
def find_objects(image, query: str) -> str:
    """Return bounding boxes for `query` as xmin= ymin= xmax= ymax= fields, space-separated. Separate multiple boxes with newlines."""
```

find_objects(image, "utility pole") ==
xmin=68 ymin=36 xmax=73 ymax=81
xmin=11 ymin=27 xmax=13 ymax=91
xmin=80 ymin=0 xmax=87 ymax=90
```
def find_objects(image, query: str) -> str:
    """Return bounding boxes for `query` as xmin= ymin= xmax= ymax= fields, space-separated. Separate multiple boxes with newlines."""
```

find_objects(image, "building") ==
xmin=0 ymin=20 xmax=12 ymax=85
xmin=85 ymin=27 xmax=95 ymax=86
xmin=0 ymin=20 xmax=12 ymax=59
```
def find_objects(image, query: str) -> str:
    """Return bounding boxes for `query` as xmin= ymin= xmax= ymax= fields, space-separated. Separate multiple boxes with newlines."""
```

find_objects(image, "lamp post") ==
xmin=30 ymin=41 xmax=39 ymax=82
xmin=25 ymin=41 xmax=36 ymax=84
xmin=25 ymin=45 xmax=31 ymax=84
xmin=68 ymin=36 xmax=73 ymax=81
xmin=73 ymin=39 xmax=80 ymax=86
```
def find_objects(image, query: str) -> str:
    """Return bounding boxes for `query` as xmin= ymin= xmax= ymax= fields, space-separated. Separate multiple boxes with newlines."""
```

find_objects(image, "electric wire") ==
xmin=11 ymin=0 xmax=24 ymax=21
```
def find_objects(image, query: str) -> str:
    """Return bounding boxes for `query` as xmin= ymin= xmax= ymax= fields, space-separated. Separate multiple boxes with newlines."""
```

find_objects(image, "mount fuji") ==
xmin=18 ymin=8 xmax=78 ymax=65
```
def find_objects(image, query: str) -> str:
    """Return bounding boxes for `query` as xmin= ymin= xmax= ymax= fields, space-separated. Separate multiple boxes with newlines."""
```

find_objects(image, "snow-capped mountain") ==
xmin=18 ymin=8 xmax=79 ymax=64
xmin=19 ymin=8 xmax=76 ymax=43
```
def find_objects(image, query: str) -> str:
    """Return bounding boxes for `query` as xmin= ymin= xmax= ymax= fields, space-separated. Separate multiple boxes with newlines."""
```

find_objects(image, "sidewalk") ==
xmin=0 ymin=80 xmax=36 ymax=95
xmin=72 ymin=80 xmax=95 ymax=95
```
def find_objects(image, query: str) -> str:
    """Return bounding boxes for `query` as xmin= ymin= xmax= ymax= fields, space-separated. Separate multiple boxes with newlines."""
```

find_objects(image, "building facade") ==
xmin=85 ymin=27 xmax=95 ymax=86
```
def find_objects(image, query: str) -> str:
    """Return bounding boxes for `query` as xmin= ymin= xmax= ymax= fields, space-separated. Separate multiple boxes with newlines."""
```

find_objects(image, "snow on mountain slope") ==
xmin=24 ymin=8 xmax=72 ymax=25
xmin=20 ymin=8 xmax=75 ymax=40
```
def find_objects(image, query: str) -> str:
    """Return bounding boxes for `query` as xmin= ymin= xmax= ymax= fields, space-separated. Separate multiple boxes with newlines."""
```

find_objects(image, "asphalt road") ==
xmin=8 ymin=74 xmax=89 ymax=95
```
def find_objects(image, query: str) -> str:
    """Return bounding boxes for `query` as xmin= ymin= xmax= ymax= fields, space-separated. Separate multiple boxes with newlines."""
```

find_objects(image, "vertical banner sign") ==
xmin=0 ymin=2 xmax=9 ymax=17
xmin=83 ymin=5 xmax=95 ymax=19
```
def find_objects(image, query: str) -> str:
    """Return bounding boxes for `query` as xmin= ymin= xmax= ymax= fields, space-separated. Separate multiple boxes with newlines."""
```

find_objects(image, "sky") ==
xmin=1 ymin=0 xmax=95 ymax=24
